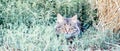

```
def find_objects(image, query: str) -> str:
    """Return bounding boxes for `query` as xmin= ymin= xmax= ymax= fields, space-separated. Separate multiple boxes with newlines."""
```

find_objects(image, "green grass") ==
xmin=0 ymin=0 xmax=120 ymax=51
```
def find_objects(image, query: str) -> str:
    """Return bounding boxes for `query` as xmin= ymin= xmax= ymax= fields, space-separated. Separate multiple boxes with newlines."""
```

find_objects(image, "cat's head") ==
xmin=55 ymin=14 xmax=81 ymax=39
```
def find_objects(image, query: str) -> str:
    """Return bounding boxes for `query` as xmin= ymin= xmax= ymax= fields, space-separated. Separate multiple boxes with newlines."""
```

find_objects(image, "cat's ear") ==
xmin=57 ymin=13 xmax=63 ymax=22
xmin=71 ymin=15 xmax=78 ymax=22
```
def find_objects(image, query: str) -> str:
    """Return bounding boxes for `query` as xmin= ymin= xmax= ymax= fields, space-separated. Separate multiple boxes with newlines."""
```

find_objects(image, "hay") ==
xmin=96 ymin=0 xmax=120 ymax=33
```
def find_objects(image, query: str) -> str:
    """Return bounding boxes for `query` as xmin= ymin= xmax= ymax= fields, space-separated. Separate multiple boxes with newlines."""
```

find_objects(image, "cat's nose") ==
xmin=66 ymin=29 xmax=70 ymax=34
xmin=66 ymin=32 xmax=69 ymax=34
xmin=64 ymin=28 xmax=68 ymax=34
xmin=64 ymin=27 xmax=70 ymax=34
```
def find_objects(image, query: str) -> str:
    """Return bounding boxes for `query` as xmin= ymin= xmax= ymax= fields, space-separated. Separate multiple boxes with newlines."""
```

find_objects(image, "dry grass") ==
xmin=95 ymin=0 xmax=120 ymax=33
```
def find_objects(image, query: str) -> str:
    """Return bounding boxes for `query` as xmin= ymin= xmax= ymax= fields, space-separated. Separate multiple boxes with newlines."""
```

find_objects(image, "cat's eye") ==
xmin=74 ymin=28 xmax=77 ymax=31
xmin=69 ymin=24 xmax=72 ymax=26
xmin=70 ymin=28 xmax=73 ymax=30
xmin=72 ymin=27 xmax=76 ymax=30
xmin=64 ymin=24 xmax=66 ymax=26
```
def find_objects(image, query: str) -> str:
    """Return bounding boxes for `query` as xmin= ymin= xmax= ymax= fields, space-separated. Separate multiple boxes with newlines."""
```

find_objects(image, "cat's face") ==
xmin=55 ymin=14 xmax=80 ymax=39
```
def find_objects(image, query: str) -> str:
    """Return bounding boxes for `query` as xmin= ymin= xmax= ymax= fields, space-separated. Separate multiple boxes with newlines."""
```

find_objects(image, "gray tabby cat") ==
xmin=55 ymin=14 xmax=81 ymax=41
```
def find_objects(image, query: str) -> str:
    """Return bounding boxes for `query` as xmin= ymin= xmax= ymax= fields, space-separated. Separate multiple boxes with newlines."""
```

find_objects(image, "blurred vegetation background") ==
xmin=0 ymin=0 xmax=97 ymax=28
xmin=0 ymin=0 xmax=119 ymax=51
